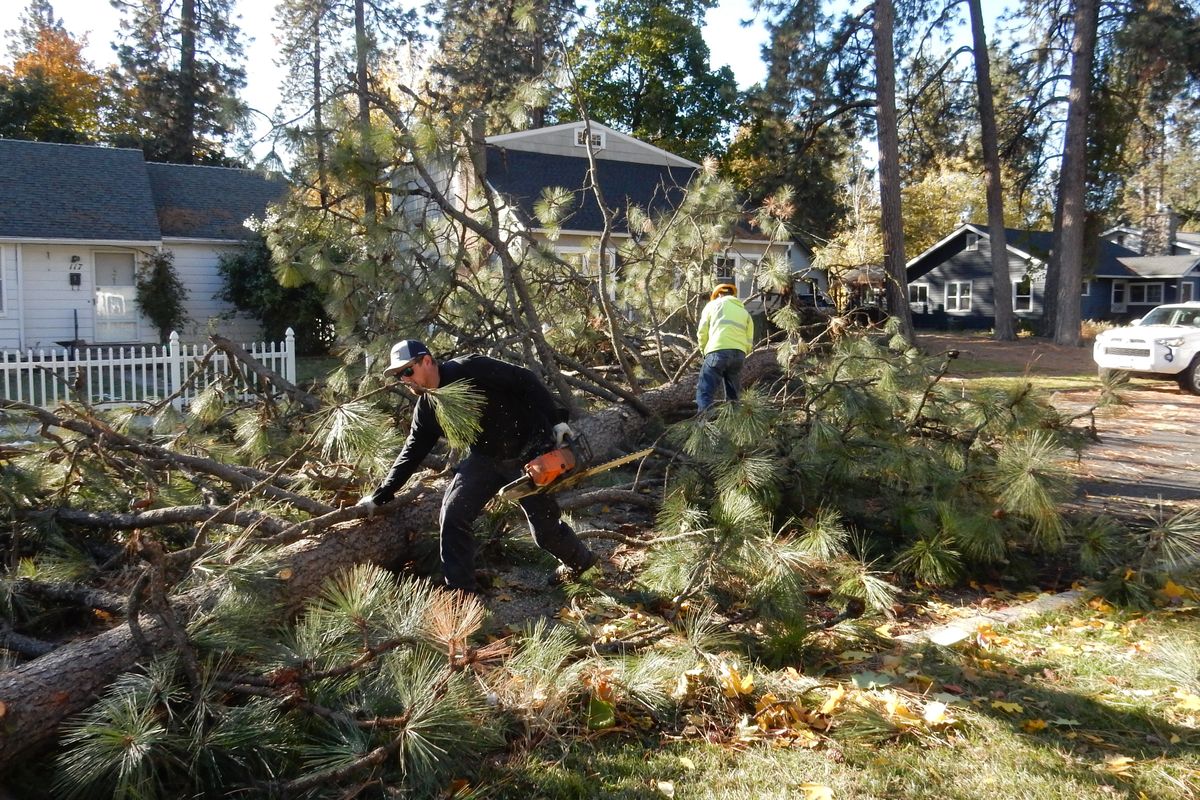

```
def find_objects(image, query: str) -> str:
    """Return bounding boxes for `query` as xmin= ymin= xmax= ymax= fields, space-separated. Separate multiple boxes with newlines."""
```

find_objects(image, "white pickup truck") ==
xmin=1092 ymin=301 xmax=1200 ymax=395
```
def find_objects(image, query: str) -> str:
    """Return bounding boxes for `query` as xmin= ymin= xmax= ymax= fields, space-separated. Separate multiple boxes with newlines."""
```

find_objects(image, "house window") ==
xmin=1183 ymin=282 xmax=1196 ymax=303
xmin=1129 ymin=283 xmax=1163 ymax=305
xmin=573 ymin=127 xmax=605 ymax=150
xmin=946 ymin=281 xmax=972 ymax=311
xmin=1112 ymin=281 xmax=1126 ymax=306
xmin=0 ymin=248 xmax=6 ymax=315
xmin=965 ymin=233 xmax=979 ymax=251
xmin=1013 ymin=277 xmax=1033 ymax=312
xmin=713 ymin=256 xmax=736 ymax=285
xmin=908 ymin=284 xmax=929 ymax=305
xmin=557 ymin=248 xmax=617 ymax=299
xmin=1081 ymin=280 xmax=1090 ymax=296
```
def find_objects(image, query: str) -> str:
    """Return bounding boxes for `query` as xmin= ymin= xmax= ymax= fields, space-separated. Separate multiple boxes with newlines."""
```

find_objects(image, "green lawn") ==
xmin=480 ymin=600 xmax=1200 ymax=800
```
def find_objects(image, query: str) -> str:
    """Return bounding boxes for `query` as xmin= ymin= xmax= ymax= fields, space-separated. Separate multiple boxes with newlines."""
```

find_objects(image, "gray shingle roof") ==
xmin=145 ymin=162 xmax=287 ymax=240
xmin=1116 ymin=255 xmax=1200 ymax=278
xmin=484 ymin=146 xmax=697 ymax=234
xmin=0 ymin=139 xmax=161 ymax=241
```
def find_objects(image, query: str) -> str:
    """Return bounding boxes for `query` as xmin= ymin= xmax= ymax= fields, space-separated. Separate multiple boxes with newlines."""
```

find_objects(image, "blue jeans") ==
xmin=696 ymin=349 xmax=746 ymax=412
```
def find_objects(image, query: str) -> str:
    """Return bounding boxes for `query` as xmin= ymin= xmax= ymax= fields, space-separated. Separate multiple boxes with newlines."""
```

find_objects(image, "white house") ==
xmin=0 ymin=139 xmax=287 ymax=350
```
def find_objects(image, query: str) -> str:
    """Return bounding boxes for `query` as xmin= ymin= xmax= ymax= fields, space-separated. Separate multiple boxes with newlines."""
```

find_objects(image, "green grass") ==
xmin=478 ymin=603 xmax=1200 ymax=800
xmin=295 ymin=355 xmax=348 ymax=388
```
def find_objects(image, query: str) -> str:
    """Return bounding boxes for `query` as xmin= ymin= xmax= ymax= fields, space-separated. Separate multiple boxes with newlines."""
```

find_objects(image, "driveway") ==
xmin=919 ymin=333 xmax=1200 ymax=522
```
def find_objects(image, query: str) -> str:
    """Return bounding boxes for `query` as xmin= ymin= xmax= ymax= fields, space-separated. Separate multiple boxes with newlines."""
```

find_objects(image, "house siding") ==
xmin=0 ymin=245 xmax=19 ymax=348
xmin=168 ymin=241 xmax=262 ymax=343
xmin=910 ymin=237 xmax=1044 ymax=329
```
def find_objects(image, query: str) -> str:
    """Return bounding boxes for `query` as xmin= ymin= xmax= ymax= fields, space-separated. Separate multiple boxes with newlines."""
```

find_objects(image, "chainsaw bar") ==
xmin=498 ymin=447 xmax=656 ymax=502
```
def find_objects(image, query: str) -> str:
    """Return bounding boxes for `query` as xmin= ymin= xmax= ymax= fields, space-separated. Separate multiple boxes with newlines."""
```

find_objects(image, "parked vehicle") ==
xmin=1092 ymin=302 xmax=1200 ymax=395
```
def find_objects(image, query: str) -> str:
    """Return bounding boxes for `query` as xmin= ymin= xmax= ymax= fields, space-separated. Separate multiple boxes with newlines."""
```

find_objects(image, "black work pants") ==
xmin=439 ymin=452 xmax=594 ymax=591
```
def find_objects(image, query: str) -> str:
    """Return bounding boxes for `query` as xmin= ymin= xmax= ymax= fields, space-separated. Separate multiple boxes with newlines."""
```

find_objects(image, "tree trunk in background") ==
xmin=313 ymin=11 xmax=329 ymax=208
xmin=0 ymin=351 xmax=780 ymax=771
xmin=354 ymin=0 xmax=376 ymax=219
xmin=968 ymin=0 xmax=1014 ymax=341
xmin=175 ymin=0 xmax=198 ymax=163
xmin=1052 ymin=0 xmax=1099 ymax=346
xmin=872 ymin=0 xmax=914 ymax=342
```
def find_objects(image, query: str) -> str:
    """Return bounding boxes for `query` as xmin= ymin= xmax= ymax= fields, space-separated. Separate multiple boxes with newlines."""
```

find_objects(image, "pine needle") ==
xmin=425 ymin=380 xmax=485 ymax=450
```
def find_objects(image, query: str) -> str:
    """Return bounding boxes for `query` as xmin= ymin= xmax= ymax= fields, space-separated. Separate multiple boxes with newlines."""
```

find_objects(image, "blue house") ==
xmin=905 ymin=222 xmax=1200 ymax=329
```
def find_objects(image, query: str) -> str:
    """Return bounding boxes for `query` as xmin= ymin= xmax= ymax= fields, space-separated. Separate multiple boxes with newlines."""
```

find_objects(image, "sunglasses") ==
xmin=399 ymin=365 xmax=416 ymax=378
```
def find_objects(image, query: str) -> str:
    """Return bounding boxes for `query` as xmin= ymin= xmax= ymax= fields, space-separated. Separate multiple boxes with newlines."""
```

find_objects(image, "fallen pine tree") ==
xmin=0 ymin=349 xmax=781 ymax=773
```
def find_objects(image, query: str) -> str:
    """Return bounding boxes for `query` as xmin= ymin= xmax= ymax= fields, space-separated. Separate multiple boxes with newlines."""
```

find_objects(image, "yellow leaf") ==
xmin=1162 ymin=580 xmax=1199 ymax=600
xmin=922 ymin=701 xmax=950 ymax=725
xmin=277 ymin=567 xmax=294 ymax=580
xmin=1022 ymin=718 xmax=1048 ymax=733
xmin=1103 ymin=755 xmax=1136 ymax=776
xmin=654 ymin=780 xmax=676 ymax=797
xmin=991 ymin=700 xmax=1024 ymax=714
xmin=820 ymin=685 xmax=846 ymax=715
xmin=1088 ymin=597 xmax=1115 ymax=613
xmin=1173 ymin=690 xmax=1200 ymax=711
xmin=717 ymin=661 xmax=754 ymax=698
xmin=679 ymin=756 xmax=696 ymax=771
xmin=800 ymin=783 xmax=834 ymax=800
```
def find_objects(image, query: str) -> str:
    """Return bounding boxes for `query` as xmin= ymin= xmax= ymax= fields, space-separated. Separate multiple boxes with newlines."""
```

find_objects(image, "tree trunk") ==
xmin=175 ymin=0 xmax=198 ymax=163
xmin=872 ymin=0 xmax=914 ymax=342
xmin=968 ymin=0 xmax=1014 ymax=341
xmin=313 ymin=8 xmax=329 ymax=209
xmin=354 ymin=0 xmax=376 ymax=220
xmin=0 ymin=351 xmax=779 ymax=771
xmin=1052 ymin=0 xmax=1098 ymax=347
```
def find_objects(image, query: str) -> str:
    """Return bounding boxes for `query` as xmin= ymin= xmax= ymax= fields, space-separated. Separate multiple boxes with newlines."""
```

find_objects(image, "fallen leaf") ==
xmin=718 ymin=662 xmax=754 ymax=698
xmin=820 ymin=685 xmax=846 ymax=715
xmin=922 ymin=701 xmax=950 ymax=725
xmin=1103 ymin=755 xmax=1136 ymax=776
xmin=927 ymin=626 xmax=971 ymax=646
xmin=1173 ymin=690 xmax=1200 ymax=712
xmin=799 ymin=783 xmax=834 ymax=800
xmin=851 ymin=671 xmax=893 ymax=690
xmin=654 ymin=780 xmax=676 ymax=797
xmin=990 ymin=700 xmax=1023 ymax=714
xmin=1022 ymin=718 xmax=1048 ymax=733
xmin=679 ymin=756 xmax=696 ymax=771
xmin=587 ymin=696 xmax=616 ymax=730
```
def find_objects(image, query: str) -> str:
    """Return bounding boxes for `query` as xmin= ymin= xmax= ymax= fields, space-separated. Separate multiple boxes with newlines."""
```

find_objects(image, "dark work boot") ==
xmin=548 ymin=550 xmax=600 ymax=588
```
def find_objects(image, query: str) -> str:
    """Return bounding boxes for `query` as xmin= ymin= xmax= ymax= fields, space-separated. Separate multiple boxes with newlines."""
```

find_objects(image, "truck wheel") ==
xmin=1179 ymin=357 xmax=1200 ymax=396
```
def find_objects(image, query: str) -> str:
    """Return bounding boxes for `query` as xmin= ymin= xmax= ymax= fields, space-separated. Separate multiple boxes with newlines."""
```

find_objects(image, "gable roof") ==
xmin=485 ymin=121 xmax=700 ymax=169
xmin=146 ymin=162 xmax=286 ymax=240
xmin=0 ymin=138 xmax=286 ymax=243
xmin=0 ymin=139 xmax=161 ymax=242
xmin=906 ymin=223 xmax=1141 ymax=281
xmin=484 ymin=145 xmax=697 ymax=235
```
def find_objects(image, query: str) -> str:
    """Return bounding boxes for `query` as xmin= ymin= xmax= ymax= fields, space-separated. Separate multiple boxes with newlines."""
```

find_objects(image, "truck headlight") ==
xmin=1155 ymin=337 xmax=1184 ymax=347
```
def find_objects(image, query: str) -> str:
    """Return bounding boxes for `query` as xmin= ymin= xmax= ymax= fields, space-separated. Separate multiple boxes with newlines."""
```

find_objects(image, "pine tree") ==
xmin=108 ymin=0 xmax=249 ymax=164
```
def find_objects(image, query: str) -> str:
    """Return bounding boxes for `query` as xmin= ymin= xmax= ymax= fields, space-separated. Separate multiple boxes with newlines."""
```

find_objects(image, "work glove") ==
xmin=552 ymin=422 xmax=574 ymax=447
xmin=356 ymin=494 xmax=378 ymax=517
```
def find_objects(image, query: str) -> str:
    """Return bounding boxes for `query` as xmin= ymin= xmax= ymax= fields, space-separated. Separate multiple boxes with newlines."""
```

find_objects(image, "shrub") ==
xmin=135 ymin=250 xmax=189 ymax=343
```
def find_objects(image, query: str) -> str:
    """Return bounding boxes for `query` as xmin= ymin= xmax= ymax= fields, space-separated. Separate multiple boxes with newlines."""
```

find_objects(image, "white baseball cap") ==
xmin=384 ymin=340 xmax=431 ymax=375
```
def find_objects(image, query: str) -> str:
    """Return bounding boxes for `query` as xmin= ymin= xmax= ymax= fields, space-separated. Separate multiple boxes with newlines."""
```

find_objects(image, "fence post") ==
xmin=284 ymin=328 xmax=297 ymax=385
xmin=168 ymin=331 xmax=183 ymax=410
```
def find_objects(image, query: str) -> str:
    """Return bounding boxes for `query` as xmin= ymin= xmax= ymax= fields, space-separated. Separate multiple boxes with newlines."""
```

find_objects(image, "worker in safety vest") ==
xmin=695 ymin=284 xmax=753 ymax=412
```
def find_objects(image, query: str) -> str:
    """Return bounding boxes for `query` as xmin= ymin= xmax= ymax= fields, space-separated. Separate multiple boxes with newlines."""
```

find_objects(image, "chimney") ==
xmin=1141 ymin=207 xmax=1178 ymax=256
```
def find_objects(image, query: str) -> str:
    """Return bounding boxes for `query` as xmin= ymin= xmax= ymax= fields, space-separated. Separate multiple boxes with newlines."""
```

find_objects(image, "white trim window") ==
xmin=1013 ymin=276 xmax=1033 ymax=312
xmin=573 ymin=127 xmax=605 ymax=150
xmin=965 ymin=233 xmax=979 ymax=251
xmin=713 ymin=255 xmax=736 ymax=286
xmin=908 ymin=283 xmax=929 ymax=309
xmin=945 ymin=280 xmax=972 ymax=311
xmin=1128 ymin=283 xmax=1163 ymax=305
xmin=1183 ymin=281 xmax=1196 ymax=303
xmin=1081 ymin=280 xmax=1090 ymax=296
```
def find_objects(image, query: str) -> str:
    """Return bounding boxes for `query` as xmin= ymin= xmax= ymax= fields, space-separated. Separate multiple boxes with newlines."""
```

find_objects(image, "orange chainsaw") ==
xmin=498 ymin=433 xmax=654 ymax=502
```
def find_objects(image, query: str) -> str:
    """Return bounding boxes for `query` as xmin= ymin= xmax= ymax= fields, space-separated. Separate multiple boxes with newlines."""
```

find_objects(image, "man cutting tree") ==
xmin=357 ymin=340 xmax=598 ymax=594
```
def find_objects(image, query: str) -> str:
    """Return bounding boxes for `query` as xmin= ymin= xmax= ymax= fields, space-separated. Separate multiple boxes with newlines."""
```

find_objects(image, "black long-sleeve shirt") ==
xmin=372 ymin=355 xmax=568 ymax=503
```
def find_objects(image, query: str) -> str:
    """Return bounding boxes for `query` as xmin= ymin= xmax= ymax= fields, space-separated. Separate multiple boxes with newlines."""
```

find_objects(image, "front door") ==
xmin=94 ymin=252 xmax=138 ymax=343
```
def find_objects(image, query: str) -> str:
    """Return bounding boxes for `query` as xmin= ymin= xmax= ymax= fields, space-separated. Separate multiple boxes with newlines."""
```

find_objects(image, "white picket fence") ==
xmin=0 ymin=329 xmax=296 ymax=410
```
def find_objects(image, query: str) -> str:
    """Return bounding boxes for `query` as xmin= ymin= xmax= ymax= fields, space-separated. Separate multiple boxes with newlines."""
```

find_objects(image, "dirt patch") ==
xmin=917 ymin=332 xmax=1097 ymax=376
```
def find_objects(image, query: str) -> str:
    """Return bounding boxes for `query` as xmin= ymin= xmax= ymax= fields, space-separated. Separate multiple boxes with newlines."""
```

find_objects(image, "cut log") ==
xmin=0 ymin=350 xmax=778 ymax=772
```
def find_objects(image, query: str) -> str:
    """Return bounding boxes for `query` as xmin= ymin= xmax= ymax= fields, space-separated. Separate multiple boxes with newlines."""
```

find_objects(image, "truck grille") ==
xmin=1104 ymin=346 xmax=1150 ymax=357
